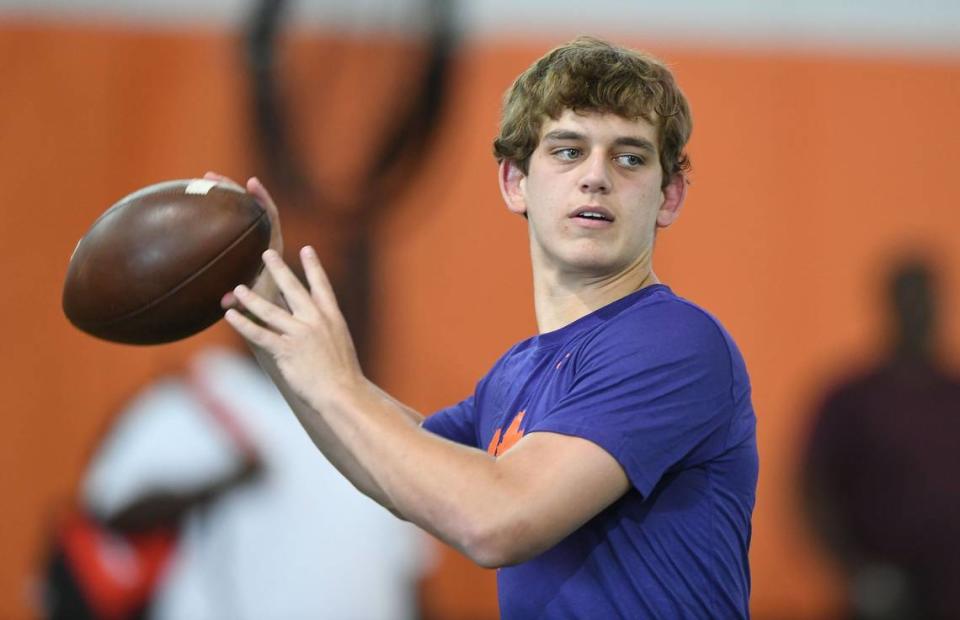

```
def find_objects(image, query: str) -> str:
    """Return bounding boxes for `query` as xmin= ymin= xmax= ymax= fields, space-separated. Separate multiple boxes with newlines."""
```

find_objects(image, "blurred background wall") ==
xmin=1 ymin=1 xmax=959 ymax=618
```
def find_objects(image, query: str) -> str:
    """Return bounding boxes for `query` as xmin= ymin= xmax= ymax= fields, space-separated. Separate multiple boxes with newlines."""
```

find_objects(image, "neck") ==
xmin=532 ymin=257 xmax=660 ymax=333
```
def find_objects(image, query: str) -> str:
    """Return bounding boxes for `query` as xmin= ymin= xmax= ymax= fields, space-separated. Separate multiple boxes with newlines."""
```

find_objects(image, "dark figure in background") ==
xmin=804 ymin=258 xmax=960 ymax=620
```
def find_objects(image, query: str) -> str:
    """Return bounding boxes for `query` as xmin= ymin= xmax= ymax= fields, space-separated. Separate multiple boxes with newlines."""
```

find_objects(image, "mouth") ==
xmin=570 ymin=206 xmax=615 ymax=223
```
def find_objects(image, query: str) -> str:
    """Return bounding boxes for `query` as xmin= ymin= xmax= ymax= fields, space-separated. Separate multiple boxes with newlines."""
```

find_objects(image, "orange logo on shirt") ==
xmin=486 ymin=410 xmax=526 ymax=456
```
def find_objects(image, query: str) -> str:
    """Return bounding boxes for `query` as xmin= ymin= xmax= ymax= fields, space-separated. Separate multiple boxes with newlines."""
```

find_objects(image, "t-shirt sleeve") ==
xmin=421 ymin=395 xmax=478 ymax=448
xmin=531 ymin=304 xmax=742 ymax=499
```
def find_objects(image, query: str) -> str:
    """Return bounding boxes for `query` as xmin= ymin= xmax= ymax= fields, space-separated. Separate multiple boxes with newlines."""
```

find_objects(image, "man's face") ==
xmin=502 ymin=109 xmax=683 ymax=281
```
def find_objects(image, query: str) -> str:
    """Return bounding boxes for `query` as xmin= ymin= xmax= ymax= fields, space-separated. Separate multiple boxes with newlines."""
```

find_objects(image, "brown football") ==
xmin=63 ymin=179 xmax=271 ymax=345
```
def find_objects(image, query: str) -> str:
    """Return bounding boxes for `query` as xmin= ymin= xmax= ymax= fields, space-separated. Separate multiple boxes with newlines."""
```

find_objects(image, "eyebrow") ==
xmin=541 ymin=130 xmax=656 ymax=153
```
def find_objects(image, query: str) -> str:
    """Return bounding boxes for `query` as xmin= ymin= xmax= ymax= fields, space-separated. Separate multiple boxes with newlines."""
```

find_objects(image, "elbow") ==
xmin=463 ymin=539 xmax=509 ymax=569
xmin=460 ymin=518 xmax=538 ymax=569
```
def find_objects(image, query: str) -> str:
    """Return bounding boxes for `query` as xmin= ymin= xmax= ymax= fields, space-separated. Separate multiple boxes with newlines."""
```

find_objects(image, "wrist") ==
xmin=310 ymin=373 xmax=374 ymax=417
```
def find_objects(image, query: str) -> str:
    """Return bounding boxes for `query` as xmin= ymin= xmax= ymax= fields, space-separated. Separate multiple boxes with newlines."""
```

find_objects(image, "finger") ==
xmin=224 ymin=308 xmax=283 ymax=350
xmin=246 ymin=177 xmax=277 ymax=217
xmin=246 ymin=177 xmax=280 ymax=225
xmin=247 ymin=177 xmax=284 ymax=254
xmin=260 ymin=250 xmax=319 ymax=319
xmin=221 ymin=291 xmax=272 ymax=328
xmin=300 ymin=246 xmax=339 ymax=312
xmin=220 ymin=290 xmax=239 ymax=310
xmin=233 ymin=283 xmax=303 ymax=333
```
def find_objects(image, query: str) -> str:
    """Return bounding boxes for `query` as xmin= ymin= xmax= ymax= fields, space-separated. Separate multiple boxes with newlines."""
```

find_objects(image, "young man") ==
xmin=219 ymin=36 xmax=758 ymax=619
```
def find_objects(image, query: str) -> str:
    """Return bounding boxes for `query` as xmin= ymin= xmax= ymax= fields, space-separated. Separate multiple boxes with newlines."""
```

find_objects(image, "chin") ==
xmin=562 ymin=252 xmax=625 ymax=276
xmin=535 ymin=238 xmax=633 ymax=277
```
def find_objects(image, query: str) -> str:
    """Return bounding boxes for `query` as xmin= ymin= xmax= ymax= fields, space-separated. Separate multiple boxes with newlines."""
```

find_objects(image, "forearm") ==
xmin=251 ymin=339 xmax=518 ymax=558
xmin=308 ymin=383 xmax=531 ymax=566
xmin=248 ymin=344 xmax=400 ymax=510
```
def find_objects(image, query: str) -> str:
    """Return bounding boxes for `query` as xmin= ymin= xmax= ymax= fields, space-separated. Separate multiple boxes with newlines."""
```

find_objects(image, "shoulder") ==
xmin=584 ymin=287 xmax=740 ymax=371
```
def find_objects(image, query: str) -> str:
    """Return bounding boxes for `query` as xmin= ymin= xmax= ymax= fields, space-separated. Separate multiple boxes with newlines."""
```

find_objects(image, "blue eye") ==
xmin=554 ymin=148 xmax=581 ymax=161
xmin=616 ymin=154 xmax=645 ymax=167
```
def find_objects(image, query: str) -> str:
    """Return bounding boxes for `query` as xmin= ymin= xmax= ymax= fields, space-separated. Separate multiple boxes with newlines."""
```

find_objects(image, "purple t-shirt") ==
xmin=423 ymin=285 xmax=757 ymax=619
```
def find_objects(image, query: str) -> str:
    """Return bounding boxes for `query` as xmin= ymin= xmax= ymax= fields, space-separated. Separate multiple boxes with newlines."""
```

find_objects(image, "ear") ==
xmin=656 ymin=173 xmax=687 ymax=228
xmin=498 ymin=160 xmax=528 ymax=217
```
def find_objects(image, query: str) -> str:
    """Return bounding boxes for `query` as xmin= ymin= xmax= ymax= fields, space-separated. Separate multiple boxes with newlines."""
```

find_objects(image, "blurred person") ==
xmin=803 ymin=258 xmax=960 ymax=619
xmin=220 ymin=36 xmax=758 ymax=618
xmin=41 ymin=346 xmax=428 ymax=620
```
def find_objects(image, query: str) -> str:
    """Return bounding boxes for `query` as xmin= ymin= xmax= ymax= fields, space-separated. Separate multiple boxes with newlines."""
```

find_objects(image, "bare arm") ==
xmin=319 ymin=384 xmax=629 ymax=567
xmin=225 ymin=244 xmax=630 ymax=567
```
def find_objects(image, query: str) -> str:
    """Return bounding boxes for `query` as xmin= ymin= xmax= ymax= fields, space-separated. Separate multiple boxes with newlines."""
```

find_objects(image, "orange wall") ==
xmin=2 ymin=20 xmax=959 ymax=619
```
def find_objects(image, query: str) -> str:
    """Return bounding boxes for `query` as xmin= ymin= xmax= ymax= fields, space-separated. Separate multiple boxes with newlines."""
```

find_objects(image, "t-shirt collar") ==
xmin=530 ymin=284 xmax=670 ymax=350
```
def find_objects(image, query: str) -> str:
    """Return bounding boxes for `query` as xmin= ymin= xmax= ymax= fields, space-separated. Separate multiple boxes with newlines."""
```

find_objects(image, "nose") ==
xmin=579 ymin=152 xmax=611 ymax=194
